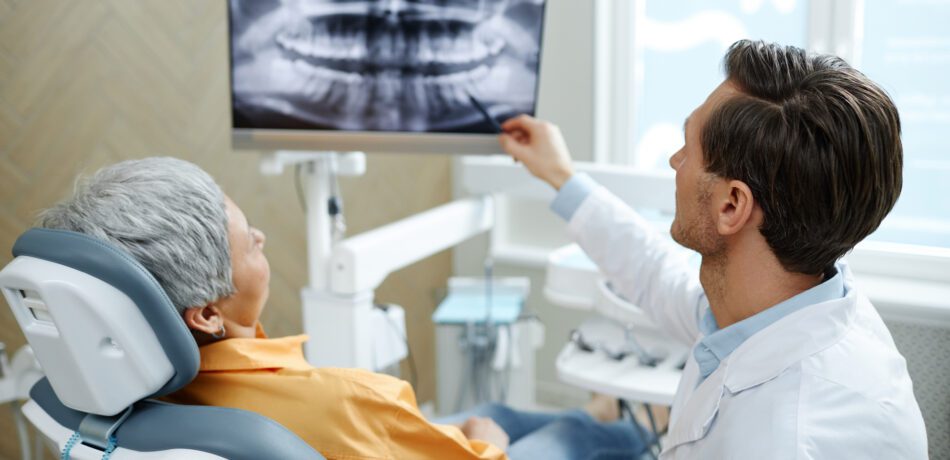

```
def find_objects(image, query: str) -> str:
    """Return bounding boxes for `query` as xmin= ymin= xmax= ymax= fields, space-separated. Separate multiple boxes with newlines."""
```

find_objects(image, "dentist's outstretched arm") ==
xmin=498 ymin=115 xmax=576 ymax=190
xmin=500 ymin=114 xmax=706 ymax=346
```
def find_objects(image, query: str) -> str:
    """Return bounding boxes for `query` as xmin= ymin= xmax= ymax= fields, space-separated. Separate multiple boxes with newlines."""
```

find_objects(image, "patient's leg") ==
xmin=507 ymin=414 xmax=647 ymax=460
xmin=435 ymin=392 xmax=630 ymax=444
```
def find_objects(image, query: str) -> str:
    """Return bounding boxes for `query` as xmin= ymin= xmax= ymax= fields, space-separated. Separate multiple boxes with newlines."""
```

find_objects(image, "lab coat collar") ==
xmin=722 ymin=262 xmax=858 ymax=393
xmin=664 ymin=263 xmax=858 ymax=451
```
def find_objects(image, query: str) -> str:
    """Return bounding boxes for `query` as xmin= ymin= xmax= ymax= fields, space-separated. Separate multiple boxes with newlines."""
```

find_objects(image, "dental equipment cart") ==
xmin=546 ymin=244 xmax=688 ymax=406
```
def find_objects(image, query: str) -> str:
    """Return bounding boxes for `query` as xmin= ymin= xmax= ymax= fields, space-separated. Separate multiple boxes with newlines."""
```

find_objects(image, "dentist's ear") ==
xmin=183 ymin=305 xmax=225 ymax=336
xmin=716 ymin=179 xmax=756 ymax=236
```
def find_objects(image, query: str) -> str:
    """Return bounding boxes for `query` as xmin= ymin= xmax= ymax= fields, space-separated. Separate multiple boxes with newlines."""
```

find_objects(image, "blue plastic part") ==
xmin=101 ymin=436 xmax=117 ymax=460
xmin=432 ymin=292 xmax=524 ymax=325
xmin=61 ymin=431 xmax=81 ymax=460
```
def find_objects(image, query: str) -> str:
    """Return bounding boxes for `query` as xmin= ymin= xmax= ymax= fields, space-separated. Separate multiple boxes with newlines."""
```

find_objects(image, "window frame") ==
xmin=593 ymin=0 xmax=950 ymax=281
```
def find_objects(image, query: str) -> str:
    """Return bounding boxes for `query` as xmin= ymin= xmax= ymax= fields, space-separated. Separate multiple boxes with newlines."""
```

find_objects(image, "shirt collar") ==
xmin=197 ymin=324 xmax=313 ymax=372
xmin=693 ymin=268 xmax=845 ymax=380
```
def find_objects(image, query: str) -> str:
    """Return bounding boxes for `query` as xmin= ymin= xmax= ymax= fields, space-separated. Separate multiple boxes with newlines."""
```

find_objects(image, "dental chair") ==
xmin=0 ymin=228 xmax=324 ymax=459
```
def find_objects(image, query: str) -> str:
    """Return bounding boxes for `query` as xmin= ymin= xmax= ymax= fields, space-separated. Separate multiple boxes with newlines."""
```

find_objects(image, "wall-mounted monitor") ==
xmin=228 ymin=0 xmax=547 ymax=154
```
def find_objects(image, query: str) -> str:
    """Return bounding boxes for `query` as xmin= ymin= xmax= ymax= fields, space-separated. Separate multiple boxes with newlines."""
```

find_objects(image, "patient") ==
xmin=38 ymin=157 xmax=648 ymax=460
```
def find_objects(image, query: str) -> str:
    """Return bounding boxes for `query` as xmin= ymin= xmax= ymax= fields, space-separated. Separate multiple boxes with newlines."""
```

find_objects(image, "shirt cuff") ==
xmin=550 ymin=173 xmax=598 ymax=221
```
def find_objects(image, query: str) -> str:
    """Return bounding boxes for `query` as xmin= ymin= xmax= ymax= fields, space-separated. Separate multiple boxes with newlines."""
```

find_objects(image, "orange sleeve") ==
xmin=170 ymin=362 xmax=509 ymax=459
xmin=384 ymin=378 xmax=509 ymax=460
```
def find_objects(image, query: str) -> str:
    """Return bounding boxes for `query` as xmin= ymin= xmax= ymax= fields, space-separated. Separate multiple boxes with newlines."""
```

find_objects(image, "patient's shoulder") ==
xmin=321 ymin=367 xmax=400 ymax=382
xmin=320 ymin=368 xmax=416 ymax=403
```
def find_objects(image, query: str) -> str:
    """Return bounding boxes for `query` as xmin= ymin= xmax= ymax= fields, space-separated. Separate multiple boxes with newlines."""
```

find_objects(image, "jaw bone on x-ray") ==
xmin=230 ymin=0 xmax=545 ymax=133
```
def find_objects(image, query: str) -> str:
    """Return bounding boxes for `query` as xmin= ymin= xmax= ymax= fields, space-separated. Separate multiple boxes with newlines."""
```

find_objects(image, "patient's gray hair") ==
xmin=37 ymin=157 xmax=234 ymax=313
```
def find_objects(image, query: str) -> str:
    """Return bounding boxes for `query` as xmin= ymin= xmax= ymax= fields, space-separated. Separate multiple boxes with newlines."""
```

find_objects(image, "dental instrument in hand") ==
xmin=466 ymin=90 xmax=503 ymax=134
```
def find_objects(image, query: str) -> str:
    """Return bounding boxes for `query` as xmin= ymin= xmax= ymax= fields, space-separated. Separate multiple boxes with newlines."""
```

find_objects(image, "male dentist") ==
xmin=499 ymin=40 xmax=928 ymax=458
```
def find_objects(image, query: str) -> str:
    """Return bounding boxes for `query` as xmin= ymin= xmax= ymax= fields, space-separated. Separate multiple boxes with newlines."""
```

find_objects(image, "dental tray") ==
xmin=557 ymin=316 xmax=687 ymax=405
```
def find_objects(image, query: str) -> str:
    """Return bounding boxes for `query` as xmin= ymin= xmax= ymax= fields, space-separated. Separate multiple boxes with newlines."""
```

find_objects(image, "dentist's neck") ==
xmin=700 ymin=241 xmax=822 ymax=330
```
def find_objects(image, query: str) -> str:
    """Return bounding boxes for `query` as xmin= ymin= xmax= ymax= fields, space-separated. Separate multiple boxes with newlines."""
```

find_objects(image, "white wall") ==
xmin=534 ymin=0 xmax=598 ymax=163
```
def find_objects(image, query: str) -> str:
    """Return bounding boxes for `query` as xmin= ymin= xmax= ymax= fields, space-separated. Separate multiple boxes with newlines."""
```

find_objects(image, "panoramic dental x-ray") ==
xmin=230 ymin=0 xmax=545 ymax=133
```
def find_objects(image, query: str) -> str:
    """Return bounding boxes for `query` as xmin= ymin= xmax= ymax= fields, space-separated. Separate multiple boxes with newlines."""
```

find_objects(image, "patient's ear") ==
xmin=182 ymin=305 xmax=224 ymax=335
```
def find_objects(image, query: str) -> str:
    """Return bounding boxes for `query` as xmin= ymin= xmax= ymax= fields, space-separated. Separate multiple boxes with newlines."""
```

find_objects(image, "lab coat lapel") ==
xmin=664 ymin=361 xmax=727 ymax=450
xmin=724 ymin=292 xmax=855 ymax=393
xmin=661 ymin=294 xmax=857 ymax=455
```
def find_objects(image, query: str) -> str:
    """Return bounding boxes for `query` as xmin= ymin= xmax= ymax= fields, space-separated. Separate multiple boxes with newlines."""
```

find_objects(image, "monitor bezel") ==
xmin=232 ymin=128 xmax=505 ymax=154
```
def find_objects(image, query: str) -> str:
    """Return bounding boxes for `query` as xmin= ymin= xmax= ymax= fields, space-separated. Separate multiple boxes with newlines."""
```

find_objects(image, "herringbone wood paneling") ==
xmin=0 ymin=1 xmax=450 ymax=457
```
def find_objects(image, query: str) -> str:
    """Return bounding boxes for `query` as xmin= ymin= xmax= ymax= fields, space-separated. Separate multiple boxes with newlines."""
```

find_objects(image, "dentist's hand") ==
xmin=499 ymin=114 xmax=575 ymax=190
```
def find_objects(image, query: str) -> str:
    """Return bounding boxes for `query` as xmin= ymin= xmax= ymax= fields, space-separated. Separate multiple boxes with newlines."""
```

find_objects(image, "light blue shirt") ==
xmin=693 ymin=271 xmax=844 ymax=381
xmin=550 ymin=173 xmax=598 ymax=221
xmin=550 ymin=172 xmax=847 ymax=381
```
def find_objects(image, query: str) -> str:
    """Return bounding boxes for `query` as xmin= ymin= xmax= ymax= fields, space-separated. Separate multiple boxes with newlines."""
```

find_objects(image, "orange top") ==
xmin=164 ymin=327 xmax=506 ymax=460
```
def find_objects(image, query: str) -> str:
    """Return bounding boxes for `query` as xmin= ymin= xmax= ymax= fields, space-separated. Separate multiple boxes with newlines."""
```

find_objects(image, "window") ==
xmin=606 ymin=0 xmax=950 ymax=252
xmin=857 ymin=0 xmax=950 ymax=248
xmin=626 ymin=1 xmax=806 ymax=170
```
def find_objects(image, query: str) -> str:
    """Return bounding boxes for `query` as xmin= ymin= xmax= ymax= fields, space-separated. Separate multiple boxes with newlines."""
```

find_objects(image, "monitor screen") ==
xmin=228 ymin=0 xmax=546 ymax=154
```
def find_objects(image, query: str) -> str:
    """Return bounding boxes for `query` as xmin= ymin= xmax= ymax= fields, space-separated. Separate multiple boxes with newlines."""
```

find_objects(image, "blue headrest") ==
xmin=12 ymin=228 xmax=199 ymax=397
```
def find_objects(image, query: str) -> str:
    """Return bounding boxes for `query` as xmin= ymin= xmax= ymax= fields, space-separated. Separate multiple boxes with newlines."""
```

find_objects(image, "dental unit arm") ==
xmin=261 ymin=151 xmax=494 ymax=371
xmin=330 ymin=196 xmax=494 ymax=296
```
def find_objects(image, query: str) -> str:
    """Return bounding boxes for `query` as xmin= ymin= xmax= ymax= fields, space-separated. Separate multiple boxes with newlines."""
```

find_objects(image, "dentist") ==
xmin=499 ymin=40 xmax=928 ymax=458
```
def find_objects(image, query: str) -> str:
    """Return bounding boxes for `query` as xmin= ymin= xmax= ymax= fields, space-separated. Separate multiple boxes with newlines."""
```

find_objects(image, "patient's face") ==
xmin=217 ymin=197 xmax=270 ymax=329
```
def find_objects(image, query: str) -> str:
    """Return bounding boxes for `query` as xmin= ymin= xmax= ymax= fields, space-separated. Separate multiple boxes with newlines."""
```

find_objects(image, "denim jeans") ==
xmin=435 ymin=403 xmax=650 ymax=460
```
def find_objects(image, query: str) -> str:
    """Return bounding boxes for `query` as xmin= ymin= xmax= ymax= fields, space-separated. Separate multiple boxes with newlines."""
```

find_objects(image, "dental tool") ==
xmin=466 ymin=91 xmax=503 ymax=133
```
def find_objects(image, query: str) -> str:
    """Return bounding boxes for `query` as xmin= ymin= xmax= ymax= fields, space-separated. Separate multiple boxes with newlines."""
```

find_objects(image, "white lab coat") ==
xmin=567 ymin=187 xmax=928 ymax=459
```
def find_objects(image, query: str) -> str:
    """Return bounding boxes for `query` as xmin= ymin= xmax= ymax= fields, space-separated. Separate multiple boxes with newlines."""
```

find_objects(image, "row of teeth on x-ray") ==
xmin=276 ymin=26 xmax=506 ymax=67
xmin=273 ymin=22 xmax=508 ymax=129
xmin=287 ymin=59 xmax=494 ymax=130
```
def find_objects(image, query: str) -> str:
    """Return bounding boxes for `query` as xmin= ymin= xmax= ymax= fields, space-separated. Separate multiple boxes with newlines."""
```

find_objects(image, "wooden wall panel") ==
xmin=0 ymin=1 xmax=450 ymax=457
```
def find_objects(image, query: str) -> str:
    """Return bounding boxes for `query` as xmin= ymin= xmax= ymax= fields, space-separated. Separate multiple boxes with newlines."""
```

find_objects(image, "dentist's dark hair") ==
xmin=701 ymin=39 xmax=902 ymax=276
